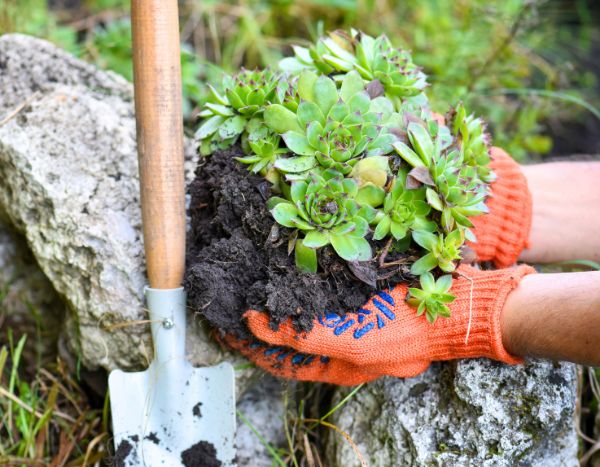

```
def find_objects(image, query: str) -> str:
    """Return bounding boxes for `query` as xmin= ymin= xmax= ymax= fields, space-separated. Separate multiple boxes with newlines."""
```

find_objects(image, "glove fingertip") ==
xmin=245 ymin=314 xmax=293 ymax=346
xmin=243 ymin=309 xmax=267 ymax=320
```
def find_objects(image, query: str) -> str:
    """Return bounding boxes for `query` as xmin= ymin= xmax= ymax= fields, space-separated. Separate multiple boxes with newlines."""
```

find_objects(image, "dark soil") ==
xmin=184 ymin=146 xmax=419 ymax=337
xmin=192 ymin=402 xmax=202 ymax=418
xmin=145 ymin=432 xmax=160 ymax=445
xmin=112 ymin=439 xmax=134 ymax=467
xmin=181 ymin=441 xmax=221 ymax=467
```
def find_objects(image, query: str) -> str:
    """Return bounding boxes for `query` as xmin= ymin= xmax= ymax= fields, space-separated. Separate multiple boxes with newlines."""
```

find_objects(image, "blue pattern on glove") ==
xmin=248 ymin=339 xmax=328 ymax=367
xmin=317 ymin=291 xmax=396 ymax=339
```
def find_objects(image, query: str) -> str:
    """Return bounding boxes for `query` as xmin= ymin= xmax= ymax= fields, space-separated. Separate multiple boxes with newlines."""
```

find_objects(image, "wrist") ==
xmin=430 ymin=265 xmax=535 ymax=364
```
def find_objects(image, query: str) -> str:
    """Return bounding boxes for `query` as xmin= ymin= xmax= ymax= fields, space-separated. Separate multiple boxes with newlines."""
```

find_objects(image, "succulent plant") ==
xmin=237 ymin=119 xmax=286 ymax=175
xmin=350 ymin=156 xmax=390 ymax=208
xmin=268 ymin=169 xmax=374 ymax=272
xmin=410 ymin=229 xmax=464 ymax=275
xmin=275 ymin=75 xmax=301 ymax=112
xmin=279 ymin=30 xmax=427 ymax=109
xmin=196 ymin=69 xmax=279 ymax=156
xmin=278 ymin=30 xmax=356 ymax=75
xmin=428 ymin=149 xmax=489 ymax=233
xmin=223 ymin=68 xmax=278 ymax=116
xmin=264 ymin=71 xmax=397 ymax=175
xmin=373 ymin=176 xmax=433 ymax=241
xmin=352 ymin=32 xmax=427 ymax=100
xmin=407 ymin=273 xmax=455 ymax=323
xmin=195 ymin=29 xmax=498 ymax=323
xmin=451 ymin=103 xmax=496 ymax=184
xmin=393 ymin=118 xmax=490 ymax=233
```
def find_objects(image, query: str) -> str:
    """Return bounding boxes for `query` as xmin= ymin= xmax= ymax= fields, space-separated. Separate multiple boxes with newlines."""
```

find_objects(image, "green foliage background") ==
xmin=1 ymin=0 xmax=598 ymax=160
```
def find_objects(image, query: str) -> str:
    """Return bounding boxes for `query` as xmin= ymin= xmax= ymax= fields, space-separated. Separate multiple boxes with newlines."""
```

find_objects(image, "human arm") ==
xmin=519 ymin=161 xmax=600 ymax=264
xmin=471 ymin=150 xmax=600 ymax=266
xmin=502 ymin=270 xmax=600 ymax=366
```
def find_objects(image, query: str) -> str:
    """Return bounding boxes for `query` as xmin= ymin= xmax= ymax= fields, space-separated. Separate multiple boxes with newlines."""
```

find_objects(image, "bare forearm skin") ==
xmin=519 ymin=161 xmax=600 ymax=264
xmin=501 ymin=271 xmax=600 ymax=365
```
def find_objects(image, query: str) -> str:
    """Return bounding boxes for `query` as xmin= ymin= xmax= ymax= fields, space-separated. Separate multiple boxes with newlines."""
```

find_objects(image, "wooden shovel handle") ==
xmin=131 ymin=0 xmax=185 ymax=289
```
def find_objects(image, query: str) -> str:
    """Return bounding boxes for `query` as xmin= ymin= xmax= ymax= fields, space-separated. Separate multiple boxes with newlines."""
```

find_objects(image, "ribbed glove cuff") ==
xmin=469 ymin=147 xmax=532 ymax=267
xmin=428 ymin=265 xmax=535 ymax=364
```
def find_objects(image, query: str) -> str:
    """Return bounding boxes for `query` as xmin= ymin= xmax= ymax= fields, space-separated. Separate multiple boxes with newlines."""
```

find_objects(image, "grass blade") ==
xmin=556 ymin=259 xmax=600 ymax=271
xmin=236 ymin=409 xmax=287 ymax=467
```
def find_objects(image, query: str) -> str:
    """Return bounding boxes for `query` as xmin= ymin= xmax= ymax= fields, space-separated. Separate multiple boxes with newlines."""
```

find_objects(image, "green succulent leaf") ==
xmin=205 ymin=102 xmax=234 ymax=117
xmin=373 ymin=215 xmax=391 ymax=240
xmin=435 ymin=274 xmax=453 ymax=293
xmin=266 ymin=196 xmax=288 ymax=210
xmin=271 ymin=202 xmax=301 ymax=228
xmin=331 ymin=234 xmax=372 ymax=261
xmin=314 ymin=75 xmax=339 ymax=114
xmin=356 ymin=184 xmax=385 ymax=207
xmin=295 ymin=239 xmax=318 ymax=273
xmin=393 ymin=142 xmax=425 ymax=168
xmin=390 ymin=221 xmax=408 ymax=240
xmin=290 ymin=181 xmax=308 ymax=204
xmin=410 ymin=253 xmax=438 ymax=275
xmin=351 ymin=156 xmax=390 ymax=188
xmin=420 ymin=272 xmax=436 ymax=291
xmin=297 ymin=70 xmax=318 ymax=101
xmin=264 ymin=104 xmax=303 ymax=134
xmin=218 ymin=115 xmax=246 ymax=140
xmin=407 ymin=122 xmax=434 ymax=165
xmin=408 ymin=287 xmax=427 ymax=301
xmin=426 ymin=188 xmax=444 ymax=211
xmin=297 ymin=101 xmax=325 ymax=127
xmin=340 ymin=70 xmax=365 ymax=102
xmin=281 ymin=132 xmax=314 ymax=156
xmin=303 ymin=230 xmax=330 ymax=248
xmin=412 ymin=230 xmax=438 ymax=251
xmin=196 ymin=115 xmax=225 ymax=140
xmin=274 ymin=155 xmax=317 ymax=173
xmin=207 ymin=84 xmax=229 ymax=106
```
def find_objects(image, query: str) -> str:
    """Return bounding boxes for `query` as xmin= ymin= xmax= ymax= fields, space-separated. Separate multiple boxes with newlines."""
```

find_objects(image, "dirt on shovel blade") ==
xmin=181 ymin=440 xmax=222 ymax=467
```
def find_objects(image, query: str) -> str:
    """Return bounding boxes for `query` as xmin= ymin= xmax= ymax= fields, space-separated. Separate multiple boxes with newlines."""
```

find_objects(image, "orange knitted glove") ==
xmin=223 ymin=335 xmax=431 ymax=385
xmin=469 ymin=147 xmax=532 ymax=267
xmin=222 ymin=335 xmax=383 ymax=386
xmin=244 ymin=265 xmax=535 ymax=377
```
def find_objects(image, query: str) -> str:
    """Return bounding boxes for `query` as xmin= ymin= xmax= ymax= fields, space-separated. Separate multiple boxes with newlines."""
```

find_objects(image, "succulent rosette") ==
xmin=373 ymin=176 xmax=433 ymax=241
xmin=267 ymin=169 xmax=375 ymax=273
xmin=279 ymin=29 xmax=427 ymax=109
xmin=264 ymin=70 xmax=397 ymax=175
xmin=196 ymin=69 xmax=278 ymax=155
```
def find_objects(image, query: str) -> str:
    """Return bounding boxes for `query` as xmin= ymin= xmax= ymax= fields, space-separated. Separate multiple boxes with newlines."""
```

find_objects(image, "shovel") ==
xmin=108 ymin=1 xmax=236 ymax=465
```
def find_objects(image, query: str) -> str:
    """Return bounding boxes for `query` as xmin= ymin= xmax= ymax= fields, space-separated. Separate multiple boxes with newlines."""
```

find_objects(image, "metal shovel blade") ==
xmin=109 ymin=288 xmax=236 ymax=466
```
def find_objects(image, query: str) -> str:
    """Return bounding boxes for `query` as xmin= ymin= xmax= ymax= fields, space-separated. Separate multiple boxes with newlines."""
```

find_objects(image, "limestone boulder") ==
xmin=0 ymin=34 xmax=228 ymax=371
xmin=327 ymin=359 xmax=578 ymax=466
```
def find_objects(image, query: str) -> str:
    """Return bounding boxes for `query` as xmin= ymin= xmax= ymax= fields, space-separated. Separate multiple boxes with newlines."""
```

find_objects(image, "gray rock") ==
xmin=0 ymin=34 xmax=241 ymax=375
xmin=327 ymin=359 xmax=578 ymax=466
